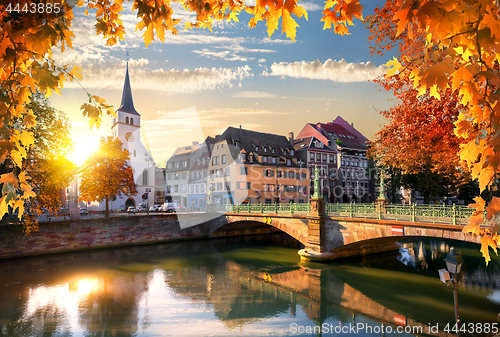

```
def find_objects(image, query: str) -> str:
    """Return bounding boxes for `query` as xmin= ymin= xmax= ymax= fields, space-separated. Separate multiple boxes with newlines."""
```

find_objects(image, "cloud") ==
xmin=231 ymin=91 xmax=275 ymax=98
xmin=301 ymin=1 xmax=322 ymax=11
xmin=193 ymin=44 xmax=276 ymax=61
xmin=258 ymin=59 xmax=266 ymax=63
xmin=63 ymin=58 xmax=253 ymax=94
xmin=263 ymin=59 xmax=387 ymax=82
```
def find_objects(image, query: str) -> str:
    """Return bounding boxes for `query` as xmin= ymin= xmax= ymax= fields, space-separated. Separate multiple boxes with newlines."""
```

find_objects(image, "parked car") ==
xmin=149 ymin=204 xmax=162 ymax=212
xmin=127 ymin=206 xmax=137 ymax=213
xmin=136 ymin=204 xmax=148 ymax=212
xmin=80 ymin=208 xmax=88 ymax=215
xmin=161 ymin=202 xmax=179 ymax=213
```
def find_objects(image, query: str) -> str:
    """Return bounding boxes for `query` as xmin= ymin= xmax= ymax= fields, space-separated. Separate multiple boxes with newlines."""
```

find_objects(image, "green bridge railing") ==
xmin=216 ymin=202 xmax=478 ymax=225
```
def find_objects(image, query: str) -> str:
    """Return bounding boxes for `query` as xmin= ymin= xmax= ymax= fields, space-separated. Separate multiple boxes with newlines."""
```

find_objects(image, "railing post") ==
xmin=412 ymin=203 xmax=416 ymax=222
xmin=274 ymin=202 xmax=278 ymax=214
xmin=290 ymin=201 xmax=294 ymax=215
xmin=378 ymin=202 xmax=382 ymax=220
xmin=260 ymin=202 xmax=263 ymax=214
xmin=237 ymin=204 xmax=240 ymax=213
xmin=350 ymin=201 xmax=354 ymax=218
xmin=452 ymin=203 xmax=457 ymax=226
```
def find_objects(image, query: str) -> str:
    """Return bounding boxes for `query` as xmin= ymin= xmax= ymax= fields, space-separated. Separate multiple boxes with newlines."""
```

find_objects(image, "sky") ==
xmin=50 ymin=0 xmax=396 ymax=167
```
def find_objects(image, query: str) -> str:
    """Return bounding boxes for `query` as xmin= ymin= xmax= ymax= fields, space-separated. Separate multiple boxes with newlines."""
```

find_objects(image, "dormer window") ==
xmin=264 ymin=147 xmax=267 ymax=152
xmin=240 ymin=153 xmax=246 ymax=161
xmin=254 ymin=144 xmax=259 ymax=151
xmin=290 ymin=149 xmax=294 ymax=155
xmin=235 ymin=141 xmax=241 ymax=149
xmin=271 ymin=147 xmax=275 ymax=153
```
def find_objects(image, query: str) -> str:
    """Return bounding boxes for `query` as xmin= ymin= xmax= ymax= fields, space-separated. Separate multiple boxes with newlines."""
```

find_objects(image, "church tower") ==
xmin=108 ymin=63 xmax=156 ymax=211
xmin=111 ymin=62 xmax=141 ymax=157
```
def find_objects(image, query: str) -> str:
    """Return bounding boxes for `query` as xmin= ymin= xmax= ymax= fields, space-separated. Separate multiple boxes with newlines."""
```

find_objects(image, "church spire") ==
xmin=118 ymin=62 xmax=140 ymax=115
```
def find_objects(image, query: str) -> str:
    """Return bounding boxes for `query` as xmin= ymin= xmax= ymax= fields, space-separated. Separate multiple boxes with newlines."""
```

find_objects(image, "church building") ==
xmin=108 ymin=63 xmax=156 ymax=211
xmin=68 ymin=63 xmax=156 ymax=213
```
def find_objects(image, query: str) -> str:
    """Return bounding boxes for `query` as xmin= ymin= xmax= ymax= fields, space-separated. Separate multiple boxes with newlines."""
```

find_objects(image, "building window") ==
xmin=212 ymin=156 xmax=219 ymax=165
xmin=210 ymin=170 xmax=214 ymax=178
xmin=182 ymin=172 xmax=186 ymax=179
xmin=133 ymin=150 xmax=136 ymax=157
xmin=310 ymin=153 xmax=314 ymax=161
xmin=322 ymin=154 xmax=327 ymax=163
xmin=174 ymin=185 xmax=179 ymax=192
xmin=277 ymin=171 xmax=283 ymax=178
xmin=130 ymin=118 xmax=134 ymax=125
xmin=264 ymin=169 xmax=274 ymax=177
xmin=225 ymin=167 xmax=230 ymax=176
xmin=240 ymin=167 xmax=248 ymax=175
xmin=316 ymin=154 xmax=321 ymax=162
xmin=286 ymin=159 xmax=291 ymax=165
xmin=254 ymin=145 xmax=259 ymax=151
xmin=167 ymin=163 xmax=172 ymax=169
xmin=222 ymin=154 xmax=226 ymax=164
xmin=224 ymin=182 xmax=231 ymax=190
xmin=217 ymin=182 xmax=222 ymax=191
xmin=271 ymin=147 xmax=275 ymax=153
xmin=237 ymin=182 xmax=248 ymax=189
xmin=290 ymin=149 xmax=294 ymax=155
xmin=235 ymin=141 xmax=240 ymax=149
xmin=175 ymin=173 xmax=180 ymax=180
xmin=264 ymin=184 xmax=275 ymax=192
xmin=126 ymin=116 xmax=129 ymax=124
xmin=272 ymin=157 xmax=276 ymax=164
xmin=183 ymin=161 xmax=187 ymax=167
xmin=240 ymin=153 xmax=246 ymax=161
xmin=175 ymin=162 xmax=180 ymax=168
xmin=167 ymin=173 xmax=172 ymax=180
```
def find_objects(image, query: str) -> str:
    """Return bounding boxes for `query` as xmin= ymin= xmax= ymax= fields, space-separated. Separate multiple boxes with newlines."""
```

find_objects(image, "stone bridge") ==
xmin=208 ymin=198 xmax=480 ymax=261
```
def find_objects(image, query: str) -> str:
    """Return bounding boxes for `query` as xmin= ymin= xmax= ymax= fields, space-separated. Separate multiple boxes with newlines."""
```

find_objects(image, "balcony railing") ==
xmin=216 ymin=202 xmax=479 ymax=225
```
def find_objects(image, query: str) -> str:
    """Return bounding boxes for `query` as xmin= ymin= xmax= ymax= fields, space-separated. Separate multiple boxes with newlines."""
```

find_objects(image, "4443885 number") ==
xmin=5 ymin=2 xmax=61 ymax=14
xmin=444 ymin=323 xmax=498 ymax=334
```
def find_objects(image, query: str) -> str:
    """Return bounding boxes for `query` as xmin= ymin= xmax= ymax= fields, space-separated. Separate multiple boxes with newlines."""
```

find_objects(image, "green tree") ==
xmin=79 ymin=137 xmax=137 ymax=218
xmin=25 ymin=92 xmax=76 ymax=215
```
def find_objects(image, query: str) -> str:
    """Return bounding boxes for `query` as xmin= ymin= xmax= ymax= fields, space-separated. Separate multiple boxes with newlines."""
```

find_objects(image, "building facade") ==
xmin=296 ymin=116 xmax=375 ymax=203
xmin=208 ymin=127 xmax=308 ymax=205
xmin=294 ymin=135 xmax=338 ymax=202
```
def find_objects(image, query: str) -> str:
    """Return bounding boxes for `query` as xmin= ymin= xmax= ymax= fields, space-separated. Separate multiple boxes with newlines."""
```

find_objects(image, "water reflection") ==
xmin=0 ymin=236 xmax=498 ymax=336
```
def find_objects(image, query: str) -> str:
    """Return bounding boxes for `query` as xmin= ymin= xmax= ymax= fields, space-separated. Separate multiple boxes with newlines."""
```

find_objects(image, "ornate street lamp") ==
xmin=438 ymin=249 xmax=463 ymax=335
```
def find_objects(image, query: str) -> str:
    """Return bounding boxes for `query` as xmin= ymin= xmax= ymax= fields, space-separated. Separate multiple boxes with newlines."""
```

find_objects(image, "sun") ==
xmin=68 ymin=136 xmax=100 ymax=167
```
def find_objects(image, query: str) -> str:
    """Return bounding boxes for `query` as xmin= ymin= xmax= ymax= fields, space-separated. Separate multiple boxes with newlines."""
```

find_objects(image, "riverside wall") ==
xmin=0 ymin=214 xmax=212 ymax=260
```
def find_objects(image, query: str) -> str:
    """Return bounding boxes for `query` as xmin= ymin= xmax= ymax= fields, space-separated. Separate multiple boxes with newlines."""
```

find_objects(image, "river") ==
xmin=0 ymin=232 xmax=499 ymax=336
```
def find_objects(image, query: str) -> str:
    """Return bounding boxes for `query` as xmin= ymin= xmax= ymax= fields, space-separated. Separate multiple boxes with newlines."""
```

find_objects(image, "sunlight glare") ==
xmin=77 ymin=278 xmax=99 ymax=295
xmin=69 ymin=136 xmax=100 ymax=167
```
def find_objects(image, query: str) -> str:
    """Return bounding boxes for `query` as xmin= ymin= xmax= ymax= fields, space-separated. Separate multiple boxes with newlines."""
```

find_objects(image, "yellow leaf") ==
xmin=282 ymin=9 xmax=299 ymax=42
xmin=144 ymin=23 xmax=154 ymax=47
xmin=385 ymin=57 xmax=402 ymax=77
xmin=480 ymin=235 xmax=498 ymax=266
xmin=0 ymin=172 xmax=19 ymax=188
xmin=486 ymin=197 xmax=500 ymax=220
xmin=0 ymin=195 xmax=9 ymax=220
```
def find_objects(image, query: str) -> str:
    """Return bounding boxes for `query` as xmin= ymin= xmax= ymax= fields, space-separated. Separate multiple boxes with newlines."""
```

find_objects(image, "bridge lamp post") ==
xmin=438 ymin=249 xmax=463 ymax=335
xmin=298 ymin=159 xmax=304 ymax=203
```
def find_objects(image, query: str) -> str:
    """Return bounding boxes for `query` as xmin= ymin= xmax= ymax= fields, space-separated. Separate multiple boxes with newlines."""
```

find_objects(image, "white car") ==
xmin=149 ymin=205 xmax=162 ymax=212
xmin=161 ymin=202 xmax=179 ymax=213
xmin=136 ymin=204 xmax=148 ymax=212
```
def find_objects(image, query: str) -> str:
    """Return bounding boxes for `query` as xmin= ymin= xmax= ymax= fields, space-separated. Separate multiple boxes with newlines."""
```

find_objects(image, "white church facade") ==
xmin=67 ymin=63 xmax=156 ymax=212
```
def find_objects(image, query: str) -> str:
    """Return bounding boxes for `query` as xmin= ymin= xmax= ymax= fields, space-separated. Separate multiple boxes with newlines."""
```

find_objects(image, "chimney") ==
xmin=192 ymin=141 xmax=199 ymax=146
xmin=289 ymin=132 xmax=294 ymax=143
xmin=351 ymin=122 xmax=354 ymax=127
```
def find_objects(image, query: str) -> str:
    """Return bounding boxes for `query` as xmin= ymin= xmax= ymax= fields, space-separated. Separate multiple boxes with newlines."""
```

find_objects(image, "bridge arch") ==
xmin=211 ymin=215 xmax=309 ymax=246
